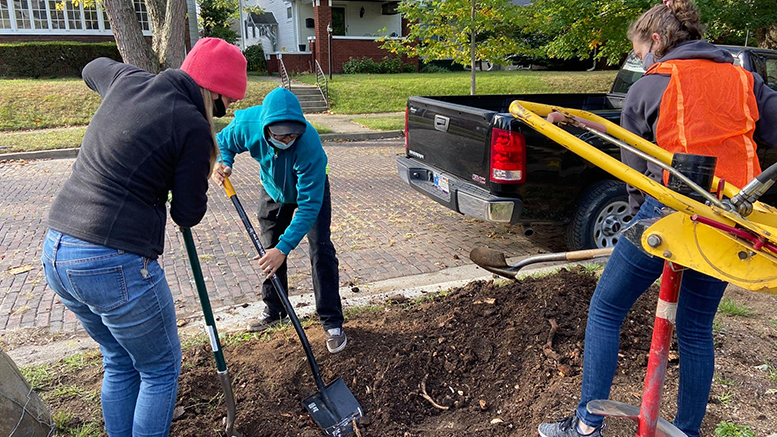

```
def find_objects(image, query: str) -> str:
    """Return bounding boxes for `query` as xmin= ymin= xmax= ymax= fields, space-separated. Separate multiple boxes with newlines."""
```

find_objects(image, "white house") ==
xmin=241 ymin=0 xmax=413 ymax=74
xmin=0 ymin=0 xmax=198 ymax=51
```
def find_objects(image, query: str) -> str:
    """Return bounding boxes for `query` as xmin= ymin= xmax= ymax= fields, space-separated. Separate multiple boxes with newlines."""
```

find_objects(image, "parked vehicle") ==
xmin=397 ymin=46 xmax=777 ymax=250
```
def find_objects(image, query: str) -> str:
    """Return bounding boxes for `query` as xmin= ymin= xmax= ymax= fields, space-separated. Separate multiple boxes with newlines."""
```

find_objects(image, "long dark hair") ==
xmin=628 ymin=0 xmax=704 ymax=58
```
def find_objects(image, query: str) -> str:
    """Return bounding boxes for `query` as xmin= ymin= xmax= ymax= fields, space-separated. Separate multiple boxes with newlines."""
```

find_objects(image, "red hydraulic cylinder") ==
xmin=638 ymin=261 xmax=684 ymax=437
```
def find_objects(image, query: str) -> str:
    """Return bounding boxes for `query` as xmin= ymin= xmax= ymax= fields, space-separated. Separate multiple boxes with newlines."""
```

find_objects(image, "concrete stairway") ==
xmin=290 ymin=84 xmax=328 ymax=113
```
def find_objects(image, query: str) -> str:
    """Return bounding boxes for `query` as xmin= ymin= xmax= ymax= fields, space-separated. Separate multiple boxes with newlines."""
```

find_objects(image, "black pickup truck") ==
xmin=397 ymin=46 xmax=777 ymax=250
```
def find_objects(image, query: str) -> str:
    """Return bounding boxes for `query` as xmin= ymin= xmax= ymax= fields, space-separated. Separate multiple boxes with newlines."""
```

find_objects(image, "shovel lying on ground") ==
xmin=470 ymin=246 xmax=614 ymax=279
xmin=221 ymin=176 xmax=363 ymax=437
xmin=180 ymin=227 xmax=242 ymax=437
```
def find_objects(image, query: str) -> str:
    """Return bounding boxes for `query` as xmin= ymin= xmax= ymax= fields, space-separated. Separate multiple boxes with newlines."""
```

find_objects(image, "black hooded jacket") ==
xmin=47 ymin=58 xmax=213 ymax=259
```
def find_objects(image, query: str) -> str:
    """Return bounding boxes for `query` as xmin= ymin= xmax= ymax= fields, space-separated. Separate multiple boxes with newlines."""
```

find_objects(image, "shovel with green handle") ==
xmin=180 ymin=227 xmax=242 ymax=437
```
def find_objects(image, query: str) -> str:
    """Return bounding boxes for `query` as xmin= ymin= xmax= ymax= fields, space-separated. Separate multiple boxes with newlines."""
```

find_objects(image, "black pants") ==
xmin=257 ymin=177 xmax=343 ymax=330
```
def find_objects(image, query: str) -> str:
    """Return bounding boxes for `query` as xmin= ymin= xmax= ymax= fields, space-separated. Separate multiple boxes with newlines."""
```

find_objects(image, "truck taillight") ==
xmin=404 ymin=107 xmax=410 ymax=154
xmin=490 ymin=128 xmax=526 ymax=184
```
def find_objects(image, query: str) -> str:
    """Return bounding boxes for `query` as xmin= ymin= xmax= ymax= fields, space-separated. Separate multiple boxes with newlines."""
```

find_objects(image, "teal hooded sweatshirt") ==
xmin=217 ymin=88 xmax=327 ymax=256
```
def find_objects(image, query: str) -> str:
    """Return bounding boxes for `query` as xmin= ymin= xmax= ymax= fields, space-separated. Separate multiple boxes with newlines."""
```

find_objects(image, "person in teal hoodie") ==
xmin=213 ymin=87 xmax=346 ymax=353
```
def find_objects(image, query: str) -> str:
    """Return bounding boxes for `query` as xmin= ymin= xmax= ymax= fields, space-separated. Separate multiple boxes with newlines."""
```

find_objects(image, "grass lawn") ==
xmin=350 ymin=116 xmax=404 ymax=131
xmin=0 ymin=117 xmax=332 ymax=154
xmin=0 ymin=127 xmax=86 ymax=153
xmin=0 ymin=77 xmax=279 ymax=132
xmin=295 ymin=70 xmax=618 ymax=114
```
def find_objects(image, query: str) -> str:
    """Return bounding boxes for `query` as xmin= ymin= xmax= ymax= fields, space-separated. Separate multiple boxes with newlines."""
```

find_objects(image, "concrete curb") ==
xmin=0 ymin=133 xmax=403 ymax=161
xmin=320 ymin=131 xmax=403 ymax=142
xmin=0 ymin=148 xmax=79 ymax=161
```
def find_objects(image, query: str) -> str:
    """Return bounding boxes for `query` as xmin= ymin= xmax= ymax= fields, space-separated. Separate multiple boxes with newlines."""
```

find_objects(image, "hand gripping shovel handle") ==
xmin=180 ymin=227 xmax=242 ymax=437
xmin=221 ymin=178 xmax=329 ymax=395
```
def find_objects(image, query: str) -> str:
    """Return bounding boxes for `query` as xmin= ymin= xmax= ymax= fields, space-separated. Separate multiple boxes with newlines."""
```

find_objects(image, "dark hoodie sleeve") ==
xmin=752 ymin=72 xmax=777 ymax=148
xmin=82 ymin=58 xmax=140 ymax=98
xmin=170 ymin=121 xmax=213 ymax=228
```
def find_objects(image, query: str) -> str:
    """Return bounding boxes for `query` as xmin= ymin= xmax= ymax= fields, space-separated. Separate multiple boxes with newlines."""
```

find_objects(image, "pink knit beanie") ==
xmin=181 ymin=38 xmax=247 ymax=100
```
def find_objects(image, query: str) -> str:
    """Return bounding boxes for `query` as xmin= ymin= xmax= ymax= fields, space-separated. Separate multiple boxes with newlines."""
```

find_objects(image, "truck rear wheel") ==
xmin=566 ymin=180 xmax=632 ymax=250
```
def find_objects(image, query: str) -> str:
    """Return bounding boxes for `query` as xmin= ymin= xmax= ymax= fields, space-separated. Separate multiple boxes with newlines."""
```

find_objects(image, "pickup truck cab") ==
xmin=397 ymin=46 xmax=777 ymax=250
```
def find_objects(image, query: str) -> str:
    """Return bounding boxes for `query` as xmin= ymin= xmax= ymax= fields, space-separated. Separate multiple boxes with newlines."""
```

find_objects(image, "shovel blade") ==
xmin=303 ymin=378 xmax=363 ymax=437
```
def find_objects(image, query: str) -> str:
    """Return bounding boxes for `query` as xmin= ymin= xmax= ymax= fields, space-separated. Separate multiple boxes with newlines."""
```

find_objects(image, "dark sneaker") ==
xmin=247 ymin=312 xmax=288 ymax=332
xmin=538 ymin=416 xmax=604 ymax=437
xmin=325 ymin=327 xmax=347 ymax=353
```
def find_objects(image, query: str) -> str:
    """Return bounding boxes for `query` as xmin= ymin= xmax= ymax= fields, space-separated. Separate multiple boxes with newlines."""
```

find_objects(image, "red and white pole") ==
xmin=638 ymin=260 xmax=684 ymax=437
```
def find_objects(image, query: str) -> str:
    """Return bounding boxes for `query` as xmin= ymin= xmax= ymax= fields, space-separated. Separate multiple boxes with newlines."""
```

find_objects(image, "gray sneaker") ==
xmin=325 ymin=327 xmax=347 ymax=353
xmin=538 ymin=416 xmax=604 ymax=437
xmin=246 ymin=312 xmax=288 ymax=332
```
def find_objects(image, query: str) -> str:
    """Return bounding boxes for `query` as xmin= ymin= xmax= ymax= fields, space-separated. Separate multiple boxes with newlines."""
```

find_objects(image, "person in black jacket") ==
xmin=41 ymin=38 xmax=247 ymax=437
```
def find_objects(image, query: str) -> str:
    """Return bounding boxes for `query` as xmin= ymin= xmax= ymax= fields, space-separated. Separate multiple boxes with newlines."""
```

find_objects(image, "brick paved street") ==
xmin=0 ymin=138 xmax=567 ymax=334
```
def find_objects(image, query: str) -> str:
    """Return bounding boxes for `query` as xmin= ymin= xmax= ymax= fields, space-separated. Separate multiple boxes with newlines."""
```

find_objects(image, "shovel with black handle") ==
xmin=221 ymin=176 xmax=363 ymax=437
xmin=180 ymin=227 xmax=242 ymax=437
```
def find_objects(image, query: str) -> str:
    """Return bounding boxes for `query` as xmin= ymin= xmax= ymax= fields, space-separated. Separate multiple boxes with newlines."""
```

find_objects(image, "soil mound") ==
xmin=41 ymin=268 xmax=777 ymax=436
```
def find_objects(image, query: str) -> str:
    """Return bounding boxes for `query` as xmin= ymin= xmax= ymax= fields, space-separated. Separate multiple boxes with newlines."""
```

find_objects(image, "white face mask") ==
xmin=268 ymin=136 xmax=295 ymax=150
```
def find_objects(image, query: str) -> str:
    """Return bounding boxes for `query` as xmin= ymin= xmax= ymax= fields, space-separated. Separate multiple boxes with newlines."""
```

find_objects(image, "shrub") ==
xmin=380 ymin=56 xmax=404 ymax=74
xmin=420 ymin=64 xmax=450 ymax=73
xmin=342 ymin=56 xmax=381 ymax=74
xmin=342 ymin=56 xmax=414 ymax=74
xmin=243 ymin=44 xmax=267 ymax=72
xmin=0 ymin=42 xmax=122 ymax=78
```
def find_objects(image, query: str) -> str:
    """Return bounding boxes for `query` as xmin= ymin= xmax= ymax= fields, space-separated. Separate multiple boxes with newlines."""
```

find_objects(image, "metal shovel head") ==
xmin=587 ymin=399 xmax=687 ymax=437
xmin=469 ymin=247 xmax=519 ymax=279
xmin=303 ymin=378 xmax=363 ymax=437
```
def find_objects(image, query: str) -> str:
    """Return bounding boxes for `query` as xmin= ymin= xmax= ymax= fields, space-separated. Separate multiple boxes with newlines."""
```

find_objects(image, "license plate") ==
xmin=433 ymin=172 xmax=449 ymax=194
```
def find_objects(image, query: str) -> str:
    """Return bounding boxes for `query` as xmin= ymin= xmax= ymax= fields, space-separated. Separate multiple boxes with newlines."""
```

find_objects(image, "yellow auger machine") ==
xmin=470 ymin=100 xmax=777 ymax=437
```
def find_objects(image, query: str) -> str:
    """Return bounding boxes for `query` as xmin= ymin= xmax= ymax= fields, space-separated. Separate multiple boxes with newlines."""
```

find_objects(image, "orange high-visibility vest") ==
xmin=645 ymin=59 xmax=761 ymax=189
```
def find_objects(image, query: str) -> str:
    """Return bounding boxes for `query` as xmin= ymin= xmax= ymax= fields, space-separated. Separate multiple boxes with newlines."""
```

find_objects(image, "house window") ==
xmin=83 ymin=3 xmax=98 ymax=29
xmin=286 ymin=6 xmax=291 ymax=19
xmin=134 ymin=0 xmax=149 ymax=31
xmin=0 ymin=1 xmax=12 ymax=28
xmin=30 ymin=0 xmax=46 ymax=29
xmin=102 ymin=9 xmax=110 ymax=29
xmin=47 ymin=0 xmax=64 ymax=29
xmin=64 ymin=1 xmax=81 ymax=29
xmin=13 ymin=0 xmax=32 ymax=29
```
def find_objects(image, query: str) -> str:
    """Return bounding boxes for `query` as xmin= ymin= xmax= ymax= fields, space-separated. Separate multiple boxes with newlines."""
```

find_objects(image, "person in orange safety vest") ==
xmin=538 ymin=1 xmax=777 ymax=437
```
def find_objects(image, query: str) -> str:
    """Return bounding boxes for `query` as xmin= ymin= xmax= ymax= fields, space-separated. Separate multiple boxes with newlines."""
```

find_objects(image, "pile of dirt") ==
xmin=44 ymin=268 xmax=777 ymax=436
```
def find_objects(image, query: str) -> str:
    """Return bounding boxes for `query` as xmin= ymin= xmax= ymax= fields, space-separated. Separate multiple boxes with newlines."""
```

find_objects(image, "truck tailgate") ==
xmin=406 ymin=96 xmax=494 ymax=185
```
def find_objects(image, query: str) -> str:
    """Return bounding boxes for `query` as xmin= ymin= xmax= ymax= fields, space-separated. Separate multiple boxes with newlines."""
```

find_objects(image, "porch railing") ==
xmin=279 ymin=58 xmax=291 ymax=91
xmin=314 ymin=59 xmax=329 ymax=107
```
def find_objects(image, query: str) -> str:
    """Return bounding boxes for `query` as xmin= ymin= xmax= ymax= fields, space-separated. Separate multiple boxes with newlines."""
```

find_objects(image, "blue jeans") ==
xmin=42 ymin=230 xmax=181 ymax=437
xmin=576 ymin=197 xmax=726 ymax=437
xmin=257 ymin=177 xmax=343 ymax=329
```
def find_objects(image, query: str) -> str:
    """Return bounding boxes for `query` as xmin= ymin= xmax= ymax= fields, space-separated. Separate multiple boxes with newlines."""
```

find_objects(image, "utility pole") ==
xmin=238 ymin=0 xmax=246 ymax=50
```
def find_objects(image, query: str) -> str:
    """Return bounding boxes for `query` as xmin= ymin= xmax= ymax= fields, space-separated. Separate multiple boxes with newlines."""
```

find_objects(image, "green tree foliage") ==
xmin=521 ymin=0 xmax=652 ymax=65
xmin=521 ymin=0 xmax=777 ymax=66
xmin=199 ymin=0 xmax=239 ymax=44
xmin=384 ymin=0 xmax=523 ymax=66
xmin=382 ymin=0 xmax=524 ymax=93
xmin=696 ymin=0 xmax=777 ymax=48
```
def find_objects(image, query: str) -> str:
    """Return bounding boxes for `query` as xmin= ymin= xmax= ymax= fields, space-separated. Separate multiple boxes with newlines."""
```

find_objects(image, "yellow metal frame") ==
xmin=509 ymin=100 xmax=777 ymax=293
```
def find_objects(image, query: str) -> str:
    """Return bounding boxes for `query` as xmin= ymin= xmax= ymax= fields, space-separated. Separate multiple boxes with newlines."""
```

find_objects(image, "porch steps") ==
xmin=290 ymin=84 xmax=328 ymax=113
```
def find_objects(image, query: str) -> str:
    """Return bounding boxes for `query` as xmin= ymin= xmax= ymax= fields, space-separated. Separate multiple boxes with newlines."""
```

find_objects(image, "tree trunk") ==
xmin=103 ymin=0 xmax=160 ymax=73
xmin=470 ymin=0 xmax=476 ymax=96
xmin=147 ymin=0 xmax=187 ymax=69
xmin=755 ymin=25 xmax=777 ymax=50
